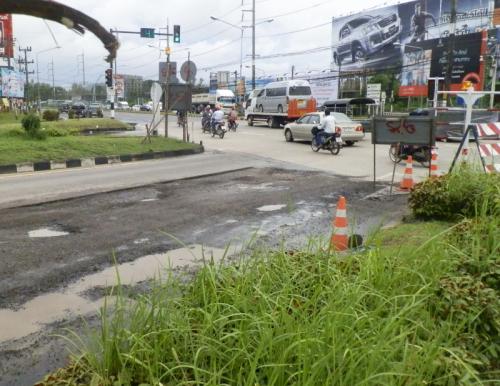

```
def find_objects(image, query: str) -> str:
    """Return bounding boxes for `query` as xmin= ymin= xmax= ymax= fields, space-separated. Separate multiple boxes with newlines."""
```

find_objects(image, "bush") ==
xmin=96 ymin=108 xmax=104 ymax=118
xmin=21 ymin=113 xmax=46 ymax=140
xmin=42 ymin=109 xmax=60 ymax=121
xmin=409 ymin=168 xmax=500 ymax=220
xmin=68 ymin=109 xmax=75 ymax=119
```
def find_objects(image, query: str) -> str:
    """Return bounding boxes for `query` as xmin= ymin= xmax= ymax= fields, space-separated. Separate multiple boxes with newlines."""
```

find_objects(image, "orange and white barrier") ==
xmin=479 ymin=143 xmax=500 ymax=173
xmin=476 ymin=123 xmax=500 ymax=140
xmin=430 ymin=147 xmax=439 ymax=177
xmin=331 ymin=196 xmax=348 ymax=252
xmin=399 ymin=156 xmax=414 ymax=190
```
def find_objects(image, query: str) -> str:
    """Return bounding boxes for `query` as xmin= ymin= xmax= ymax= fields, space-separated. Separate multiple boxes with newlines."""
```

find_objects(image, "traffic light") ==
xmin=173 ymin=25 xmax=180 ymax=43
xmin=105 ymin=68 xmax=113 ymax=87
xmin=140 ymin=28 xmax=155 ymax=38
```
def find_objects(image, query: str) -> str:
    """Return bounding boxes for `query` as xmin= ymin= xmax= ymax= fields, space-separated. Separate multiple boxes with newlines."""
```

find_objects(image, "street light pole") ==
xmin=252 ymin=0 xmax=256 ymax=90
xmin=36 ymin=46 xmax=60 ymax=111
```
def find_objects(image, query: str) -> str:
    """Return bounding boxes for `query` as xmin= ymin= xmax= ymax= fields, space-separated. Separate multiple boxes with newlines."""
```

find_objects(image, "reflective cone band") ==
xmin=430 ymin=147 xmax=439 ymax=177
xmin=399 ymin=155 xmax=414 ymax=190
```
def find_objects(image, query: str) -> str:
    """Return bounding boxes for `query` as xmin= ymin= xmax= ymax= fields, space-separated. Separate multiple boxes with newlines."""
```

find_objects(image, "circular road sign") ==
xmin=180 ymin=60 xmax=197 ymax=83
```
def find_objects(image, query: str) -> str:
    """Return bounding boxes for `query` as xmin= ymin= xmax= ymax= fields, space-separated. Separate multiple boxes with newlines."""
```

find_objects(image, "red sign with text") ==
xmin=0 ymin=14 xmax=13 ymax=58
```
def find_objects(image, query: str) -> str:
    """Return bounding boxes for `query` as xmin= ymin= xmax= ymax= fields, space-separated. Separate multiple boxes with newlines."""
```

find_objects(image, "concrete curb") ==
xmin=0 ymin=146 xmax=204 ymax=175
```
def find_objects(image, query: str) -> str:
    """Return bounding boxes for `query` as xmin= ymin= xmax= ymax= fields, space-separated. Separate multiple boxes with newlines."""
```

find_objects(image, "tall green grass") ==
xmin=47 ymin=212 xmax=498 ymax=386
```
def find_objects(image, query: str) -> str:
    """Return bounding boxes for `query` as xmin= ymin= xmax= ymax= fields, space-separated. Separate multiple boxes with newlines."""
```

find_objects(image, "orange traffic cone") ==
xmin=331 ymin=196 xmax=348 ymax=252
xmin=399 ymin=155 xmax=414 ymax=191
xmin=430 ymin=147 xmax=439 ymax=177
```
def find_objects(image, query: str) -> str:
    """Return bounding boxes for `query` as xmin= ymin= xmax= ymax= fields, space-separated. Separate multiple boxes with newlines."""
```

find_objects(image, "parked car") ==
xmin=132 ymin=104 xmax=141 ymax=112
xmin=284 ymin=112 xmax=365 ymax=146
xmin=117 ymin=101 xmax=130 ymax=111
xmin=58 ymin=102 xmax=71 ymax=113
xmin=140 ymin=104 xmax=152 ymax=111
xmin=333 ymin=13 xmax=401 ymax=65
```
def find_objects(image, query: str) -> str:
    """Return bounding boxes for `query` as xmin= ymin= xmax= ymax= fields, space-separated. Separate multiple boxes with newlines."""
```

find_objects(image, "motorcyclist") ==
xmin=228 ymin=107 xmax=238 ymax=129
xmin=211 ymin=104 xmax=224 ymax=133
xmin=201 ymin=105 xmax=212 ymax=129
xmin=317 ymin=110 xmax=336 ymax=144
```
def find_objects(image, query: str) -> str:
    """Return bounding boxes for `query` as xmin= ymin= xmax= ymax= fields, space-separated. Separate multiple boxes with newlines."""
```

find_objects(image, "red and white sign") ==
xmin=0 ymin=14 xmax=14 ymax=58
xmin=114 ymin=74 xmax=125 ymax=97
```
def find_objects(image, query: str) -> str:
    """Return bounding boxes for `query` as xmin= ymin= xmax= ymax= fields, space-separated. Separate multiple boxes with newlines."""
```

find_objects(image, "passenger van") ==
xmin=254 ymin=80 xmax=312 ymax=114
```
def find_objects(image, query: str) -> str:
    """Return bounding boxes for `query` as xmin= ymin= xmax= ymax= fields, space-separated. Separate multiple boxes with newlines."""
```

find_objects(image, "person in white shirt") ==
xmin=318 ymin=110 xmax=336 ymax=144
xmin=211 ymin=105 xmax=224 ymax=133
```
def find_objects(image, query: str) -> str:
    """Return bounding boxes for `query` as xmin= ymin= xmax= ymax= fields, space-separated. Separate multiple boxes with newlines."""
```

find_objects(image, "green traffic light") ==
xmin=173 ymin=25 xmax=180 ymax=43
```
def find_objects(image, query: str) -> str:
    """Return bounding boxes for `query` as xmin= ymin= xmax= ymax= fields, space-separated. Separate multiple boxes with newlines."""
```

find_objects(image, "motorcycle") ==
xmin=211 ymin=120 xmax=227 ymax=139
xmin=201 ymin=114 xmax=212 ymax=133
xmin=389 ymin=144 xmax=431 ymax=167
xmin=227 ymin=119 xmax=238 ymax=132
xmin=311 ymin=127 xmax=342 ymax=155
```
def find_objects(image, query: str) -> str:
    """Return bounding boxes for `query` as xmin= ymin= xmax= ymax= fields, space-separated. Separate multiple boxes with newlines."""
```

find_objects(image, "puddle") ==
xmin=237 ymin=183 xmax=289 ymax=192
xmin=257 ymin=204 xmax=287 ymax=212
xmin=141 ymin=198 xmax=158 ymax=202
xmin=28 ymin=228 xmax=69 ymax=238
xmin=225 ymin=219 xmax=238 ymax=224
xmin=0 ymin=245 xmax=227 ymax=343
xmin=133 ymin=238 xmax=150 ymax=244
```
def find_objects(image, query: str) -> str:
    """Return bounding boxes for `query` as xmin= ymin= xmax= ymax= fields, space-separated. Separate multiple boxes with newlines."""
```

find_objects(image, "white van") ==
xmin=255 ymin=80 xmax=313 ymax=114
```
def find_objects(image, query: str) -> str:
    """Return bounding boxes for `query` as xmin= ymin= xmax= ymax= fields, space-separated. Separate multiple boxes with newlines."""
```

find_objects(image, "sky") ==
xmin=7 ymin=0 xmax=412 ymax=88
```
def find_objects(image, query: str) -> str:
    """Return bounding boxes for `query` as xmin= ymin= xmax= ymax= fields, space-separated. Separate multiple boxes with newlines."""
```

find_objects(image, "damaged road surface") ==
xmin=0 ymin=167 xmax=407 ymax=385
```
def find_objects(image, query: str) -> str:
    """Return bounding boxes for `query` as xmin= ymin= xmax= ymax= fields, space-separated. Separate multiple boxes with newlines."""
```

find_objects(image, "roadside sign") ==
xmin=367 ymin=83 xmax=381 ymax=103
xmin=159 ymin=62 xmax=178 ymax=83
xmin=140 ymin=28 xmax=155 ymax=38
xmin=166 ymin=84 xmax=192 ymax=111
xmin=180 ymin=60 xmax=197 ymax=83
xmin=114 ymin=74 xmax=124 ymax=97
xmin=150 ymin=82 xmax=163 ymax=103
xmin=372 ymin=116 xmax=435 ymax=146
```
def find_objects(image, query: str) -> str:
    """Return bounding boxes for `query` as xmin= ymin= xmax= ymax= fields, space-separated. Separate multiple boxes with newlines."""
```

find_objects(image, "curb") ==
xmin=0 ymin=146 xmax=204 ymax=175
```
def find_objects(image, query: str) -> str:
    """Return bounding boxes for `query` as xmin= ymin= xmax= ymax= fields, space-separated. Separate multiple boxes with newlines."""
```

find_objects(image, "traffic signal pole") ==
xmin=165 ymin=21 xmax=170 ymax=138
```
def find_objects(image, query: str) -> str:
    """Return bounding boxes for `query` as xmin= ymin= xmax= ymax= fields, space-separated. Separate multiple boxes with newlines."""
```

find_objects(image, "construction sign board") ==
xmin=372 ymin=116 xmax=435 ymax=146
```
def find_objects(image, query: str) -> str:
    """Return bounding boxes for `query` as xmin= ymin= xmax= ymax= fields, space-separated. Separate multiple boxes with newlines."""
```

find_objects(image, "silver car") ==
xmin=284 ymin=112 xmax=365 ymax=146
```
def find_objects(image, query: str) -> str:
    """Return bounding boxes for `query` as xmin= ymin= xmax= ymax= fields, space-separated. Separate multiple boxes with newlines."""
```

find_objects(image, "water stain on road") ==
xmin=257 ymin=204 xmax=287 ymax=212
xmin=28 ymin=228 xmax=70 ymax=238
xmin=0 ymin=245 xmax=226 ymax=343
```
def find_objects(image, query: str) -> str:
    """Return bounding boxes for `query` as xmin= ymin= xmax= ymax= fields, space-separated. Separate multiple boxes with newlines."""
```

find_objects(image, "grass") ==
xmin=0 ymin=112 xmax=196 ymax=165
xmin=39 ymin=212 xmax=499 ymax=385
xmin=0 ymin=136 xmax=197 ymax=165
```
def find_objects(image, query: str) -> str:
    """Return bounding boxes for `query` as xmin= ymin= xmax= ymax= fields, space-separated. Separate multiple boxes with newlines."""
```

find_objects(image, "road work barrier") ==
xmin=479 ymin=143 xmax=500 ymax=173
xmin=331 ymin=196 xmax=348 ymax=252
xmin=399 ymin=156 xmax=415 ymax=191
xmin=430 ymin=148 xmax=439 ymax=177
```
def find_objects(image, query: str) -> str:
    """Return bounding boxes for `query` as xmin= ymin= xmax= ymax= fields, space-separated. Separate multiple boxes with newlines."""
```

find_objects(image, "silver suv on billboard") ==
xmin=333 ymin=13 xmax=401 ymax=65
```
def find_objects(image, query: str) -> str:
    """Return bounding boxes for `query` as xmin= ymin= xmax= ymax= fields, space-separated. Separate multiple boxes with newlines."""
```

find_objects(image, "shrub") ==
xmin=42 ymin=109 xmax=60 ymax=121
xmin=96 ymin=108 xmax=104 ymax=118
xmin=68 ymin=109 xmax=75 ymax=119
xmin=21 ymin=113 xmax=46 ymax=140
xmin=409 ymin=168 xmax=500 ymax=220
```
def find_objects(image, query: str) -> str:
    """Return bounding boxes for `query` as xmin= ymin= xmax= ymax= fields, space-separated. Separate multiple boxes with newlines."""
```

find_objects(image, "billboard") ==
xmin=0 ymin=68 xmax=24 ymax=98
xmin=0 ymin=14 xmax=13 ymax=58
xmin=331 ymin=0 xmax=492 ymax=74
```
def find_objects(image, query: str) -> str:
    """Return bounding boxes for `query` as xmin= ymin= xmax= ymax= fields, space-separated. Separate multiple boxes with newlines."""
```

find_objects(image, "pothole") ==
xmin=28 ymin=227 xmax=70 ymax=238
xmin=257 ymin=204 xmax=287 ymax=212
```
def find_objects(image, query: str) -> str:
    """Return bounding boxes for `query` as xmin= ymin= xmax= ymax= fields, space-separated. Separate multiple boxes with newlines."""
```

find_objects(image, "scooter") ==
xmin=201 ymin=114 xmax=212 ymax=133
xmin=311 ymin=127 xmax=342 ymax=155
xmin=227 ymin=119 xmax=238 ymax=132
xmin=211 ymin=120 xmax=227 ymax=139
xmin=389 ymin=144 xmax=431 ymax=167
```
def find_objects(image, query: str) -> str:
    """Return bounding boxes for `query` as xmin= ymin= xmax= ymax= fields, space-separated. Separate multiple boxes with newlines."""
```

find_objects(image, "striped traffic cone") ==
xmin=331 ymin=196 xmax=349 ymax=252
xmin=399 ymin=156 xmax=414 ymax=191
xmin=430 ymin=147 xmax=439 ymax=177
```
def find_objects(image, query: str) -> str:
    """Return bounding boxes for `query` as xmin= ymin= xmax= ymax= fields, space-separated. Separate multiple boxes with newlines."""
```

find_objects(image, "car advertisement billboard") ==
xmin=0 ymin=68 xmax=24 ymax=98
xmin=0 ymin=14 xmax=13 ymax=58
xmin=331 ymin=0 xmax=492 ymax=75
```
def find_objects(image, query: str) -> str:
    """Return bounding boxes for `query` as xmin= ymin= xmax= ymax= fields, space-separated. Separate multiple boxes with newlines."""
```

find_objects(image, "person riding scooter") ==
xmin=315 ymin=110 xmax=337 ymax=144
xmin=211 ymin=104 xmax=224 ymax=134
xmin=201 ymin=105 xmax=212 ymax=130
xmin=228 ymin=107 xmax=238 ymax=131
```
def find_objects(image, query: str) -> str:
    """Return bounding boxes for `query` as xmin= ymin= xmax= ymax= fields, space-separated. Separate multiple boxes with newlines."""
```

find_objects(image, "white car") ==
xmin=284 ymin=112 xmax=365 ymax=146
xmin=132 ymin=104 xmax=141 ymax=112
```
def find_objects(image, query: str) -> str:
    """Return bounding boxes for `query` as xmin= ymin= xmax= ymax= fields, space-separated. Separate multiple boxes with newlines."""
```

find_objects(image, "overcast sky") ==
xmin=8 ymin=0 xmax=410 ymax=88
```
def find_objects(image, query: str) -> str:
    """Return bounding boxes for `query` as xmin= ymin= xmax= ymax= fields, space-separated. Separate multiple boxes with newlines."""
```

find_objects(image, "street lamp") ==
xmin=36 ymin=46 xmax=60 ymax=110
xmin=210 ymin=14 xmax=273 ymax=91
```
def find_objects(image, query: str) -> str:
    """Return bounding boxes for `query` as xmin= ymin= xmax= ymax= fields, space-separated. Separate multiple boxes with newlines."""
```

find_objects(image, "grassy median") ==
xmin=0 ymin=113 xmax=196 ymax=165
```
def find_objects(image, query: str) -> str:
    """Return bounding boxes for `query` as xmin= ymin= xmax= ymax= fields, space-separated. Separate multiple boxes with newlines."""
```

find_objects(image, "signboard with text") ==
xmin=372 ymin=116 xmax=435 ymax=145
xmin=159 ymin=62 xmax=178 ymax=83
xmin=114 ymin=74 xmax=125 ymax=97
xmin=0 ymin=14 xmax=13 ymax=58
xmin=0 ymin=68 xmax=24 ymax=98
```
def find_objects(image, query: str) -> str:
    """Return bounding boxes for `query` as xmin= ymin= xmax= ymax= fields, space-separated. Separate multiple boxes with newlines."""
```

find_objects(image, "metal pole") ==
xmin=50 ymin=58 xmax=55 ymax=99
xmin=240 ymin=28 xmax=243 ymax=97
xmin=490 ymin=47 xmax=498 ymax=109
xmin=165 ymin=21 xmax=170 ymax=138
xmin=252 ymin=0 xmax=256 ymax=90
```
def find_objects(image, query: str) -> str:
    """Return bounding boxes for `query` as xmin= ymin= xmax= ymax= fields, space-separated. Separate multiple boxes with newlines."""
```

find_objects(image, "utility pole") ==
xmin=291 ymin=65 xmax=295 ymax=80
xmin=165 ymin=21 xmax=171 ymax=138
xmin=77 ymin=51 xmax=86 ymax=85
xmin=445 ymin=0 xmax=457 ymax=105
xmin=252 ymin=0 xmax=256 ymax=90
xmin=48 ymin=59 xmax=55 ymax=99
xmin=18 ymin=46 xmax=34 ymax=100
